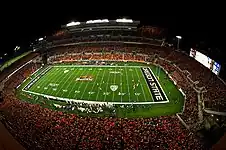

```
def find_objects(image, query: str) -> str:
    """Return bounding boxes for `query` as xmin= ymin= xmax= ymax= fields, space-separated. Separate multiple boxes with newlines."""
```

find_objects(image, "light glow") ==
xmin=116 ymin=18 xmax=133 ymax=23
xmin=66 ymin=21 xmax=81 ymax=27
xmin=86 ymin=19 xmax=109 ymax=24
xmin=176 ymin=36 xmax=182 ymax=39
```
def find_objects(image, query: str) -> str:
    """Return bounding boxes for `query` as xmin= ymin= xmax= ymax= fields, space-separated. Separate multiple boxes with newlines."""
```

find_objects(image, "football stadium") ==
xmin=0 ymin=18 xmax=226 ymax=149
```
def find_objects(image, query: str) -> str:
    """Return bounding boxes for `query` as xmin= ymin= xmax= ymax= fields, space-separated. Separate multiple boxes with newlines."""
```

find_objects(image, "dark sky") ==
xmin=2 ymin=3 xmax=226 ymax=77
xmin=4 ymin=4 xmax=225 ymax=47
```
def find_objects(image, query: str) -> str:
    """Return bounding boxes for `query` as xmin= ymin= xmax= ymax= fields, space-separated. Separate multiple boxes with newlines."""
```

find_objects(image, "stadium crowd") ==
xmin=48 ymin=47 xmax=147 ymax=63
xmin=1 ymin=43 xmax=226 ymax=149
xmin=0 ymin=58 xmax=206 ymax=149
xmin=155 ymin=58 xmax=200 ymax=127
xmin=162 ymin=50 xmax=226 ymax=112
xmin=50 ymin=35 xmax=163 ymax=46
xmin=1 ymin=99 xmax=204 ymax=150
xmin=48 ymin=44 xmax=226 ymax=115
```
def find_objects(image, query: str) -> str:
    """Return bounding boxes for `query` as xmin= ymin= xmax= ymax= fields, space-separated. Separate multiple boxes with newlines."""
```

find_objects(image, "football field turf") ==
xmin=22 ymin=65 xmax=169 ymax=104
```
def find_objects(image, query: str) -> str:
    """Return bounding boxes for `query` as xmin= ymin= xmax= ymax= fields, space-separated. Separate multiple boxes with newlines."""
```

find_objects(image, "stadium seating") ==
xmin=1 ymin=44 xmax=226 ymax=149
xmin=46 ymin=45 xmax=226 ymax=113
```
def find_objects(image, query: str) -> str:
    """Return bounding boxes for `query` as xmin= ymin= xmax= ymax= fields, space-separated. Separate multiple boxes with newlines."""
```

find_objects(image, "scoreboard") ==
xmin=190 ymin=48 xmax=221 ymax=75
xmin=212 ymin=61 xmax=221 ymax=75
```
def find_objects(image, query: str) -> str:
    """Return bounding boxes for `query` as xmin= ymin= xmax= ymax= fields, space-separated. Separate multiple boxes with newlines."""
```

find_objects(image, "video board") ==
xmin=190 ymin=48 xmax=221 ymax=75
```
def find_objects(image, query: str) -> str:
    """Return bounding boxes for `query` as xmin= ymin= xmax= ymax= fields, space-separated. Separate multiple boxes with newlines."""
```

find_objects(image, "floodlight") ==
xmin=176 ymin=36 xmax=182 ymax=49
xmin=39 ymin=38 xmax=44 ymax=41
xmin=66 ymin=21 xmax=80 ymax=27
xmin=116 ymin=18 xmax=133 ymax=23
xmin=86 ymin=19 xmax=109 ymax=24
xmin=176 ymin=36 xmax=182 ymax=39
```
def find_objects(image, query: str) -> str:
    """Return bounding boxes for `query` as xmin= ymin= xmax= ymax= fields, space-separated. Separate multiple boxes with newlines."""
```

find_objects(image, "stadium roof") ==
xmin=62 ymin=19 xmax=140 ymax=28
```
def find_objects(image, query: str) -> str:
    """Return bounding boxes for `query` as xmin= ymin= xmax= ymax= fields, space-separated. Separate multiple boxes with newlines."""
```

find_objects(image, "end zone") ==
xmin=141 ymin=67 xmax=169 ymax=102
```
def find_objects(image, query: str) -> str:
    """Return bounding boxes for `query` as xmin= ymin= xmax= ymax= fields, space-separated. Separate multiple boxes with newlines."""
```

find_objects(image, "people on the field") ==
xmin=1 ymin=45 xmax=226 ymax=150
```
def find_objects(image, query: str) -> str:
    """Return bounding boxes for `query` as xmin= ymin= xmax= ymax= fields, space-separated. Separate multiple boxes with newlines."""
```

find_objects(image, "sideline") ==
xmin=22 ymin=89 xmax=169 ymax=105
xmin=22 ymin=65 xmax=170 ymax=105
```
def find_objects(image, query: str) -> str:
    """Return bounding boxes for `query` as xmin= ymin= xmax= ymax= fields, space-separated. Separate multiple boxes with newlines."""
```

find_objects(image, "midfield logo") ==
xmin=110 ymin=85 xmax=118 ymax=91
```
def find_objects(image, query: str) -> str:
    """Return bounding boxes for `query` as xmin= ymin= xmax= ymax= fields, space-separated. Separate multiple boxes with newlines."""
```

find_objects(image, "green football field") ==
xmin=18 ymin=63 xmax=185 ymax=117
xmin=22 ymin=65 xmax=170 ymax=104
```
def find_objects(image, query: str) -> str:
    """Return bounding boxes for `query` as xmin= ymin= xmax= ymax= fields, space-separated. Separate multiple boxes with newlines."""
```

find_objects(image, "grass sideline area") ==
xmin=16 ymin=62 xmax=184 ymax=118
xmin=0 ymin=51 xmax=31 ymax=71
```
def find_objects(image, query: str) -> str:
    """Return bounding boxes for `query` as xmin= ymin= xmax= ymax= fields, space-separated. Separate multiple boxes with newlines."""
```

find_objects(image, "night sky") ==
xmin=2 ymin=3 xmax=226 ymax=78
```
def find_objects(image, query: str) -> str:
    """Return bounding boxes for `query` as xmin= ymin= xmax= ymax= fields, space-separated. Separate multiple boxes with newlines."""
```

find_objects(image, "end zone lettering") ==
xmin=141 ymin=68 xmax=167 ymax=102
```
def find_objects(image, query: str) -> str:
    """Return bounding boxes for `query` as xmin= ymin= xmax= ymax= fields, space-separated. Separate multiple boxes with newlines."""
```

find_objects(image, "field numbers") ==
xmin=64 ymin=70 xmax=69 ymax=73
xmin=110 ymin=85 xmax=118 ymax=91
xmin=118 ymin=92 xmax=126 ymax=96
xmin=24 ymin=66 xmax=162 ymax=104
xmin=103 ymin=92 xmax=110 ymax=95
xmin=88 ymin=91 xmax=95 ymax=95
xmin=135 ymin=93 xmax=141 ymax=96
xmin=49 ymin=83 xmax=59 ymax=87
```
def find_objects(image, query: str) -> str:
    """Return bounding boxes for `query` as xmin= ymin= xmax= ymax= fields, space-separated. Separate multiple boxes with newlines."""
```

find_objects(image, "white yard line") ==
xmin=131 ymin=68 xmax=139 ymax=102
xmin=33 ymin=67 xmax=59 ymax=94
xmin=125 ymin=67 xmax=131 ymax=102
xmin=79 ymin=68 xmax=98 ymax=99
xmin=33 ymin=67 xmax=66 ymax=95
xmin=139 ymin=68 xmax=154 ymax=102
xmin=148 ymin=68 xmax=169 ymax=102
xmin=95 ymin=67 xmax=106 ymax=101
xmin=120 ymin=67 xmax=123 ymax=103
xmin=67 ymin=68 xmax=83 ymax=98
xmin=23 ymin=66 xmax=51 ymax=90
xmin=22 ymin=65 xmax=169 ymax=104
xmin=50 ymin=68 xmax=72 ymax=96
xmin=73 ymin=68 xmax=89 ymax=98
xmin=112 ymin=67 xmax=117 ymax=102
xmin=103 ymin=68 xmax=111 ymax=102
xmin=23 ymin=66 xmax=53 ymax=92
xmin=85 ymin=68 xmax=100 ymax=100
xmin=54 ymin=65 xmax=144 ymax=68
xmin=48 ymin=82 xmax=146 ymax=87
xmin=30 ymin=66 xmax=43 ymax=77
xmin=60 ymin=67 xmax=80 ymax=97
xmin=87 ymin=68 xmax=102 ymax=101
xmin=87 ymin=68 xmax=101 ymax=100
xmin=39 ymin=67 xmax=64 ymax=90
xmin=135 ymin=68 xmax=148 ymax=102
xmin=54 ymin=68 xmax=78 ymax=96
xmin=22 ymin=65 xmax=170 ymax=104
xmin=22 ymin=89 xmax=169 ymax=105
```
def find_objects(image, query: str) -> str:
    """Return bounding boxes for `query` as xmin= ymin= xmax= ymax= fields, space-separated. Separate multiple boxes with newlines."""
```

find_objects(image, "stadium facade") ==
xmin=0 ymin=18 xmax=225 ymax=149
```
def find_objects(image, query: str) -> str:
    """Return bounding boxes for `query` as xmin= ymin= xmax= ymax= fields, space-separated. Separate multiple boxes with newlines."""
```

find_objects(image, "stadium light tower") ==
xmin=14 ymin=46 xmax=20 ymax=52
xmin=176 ymin=36 xmax=182 ymax=49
